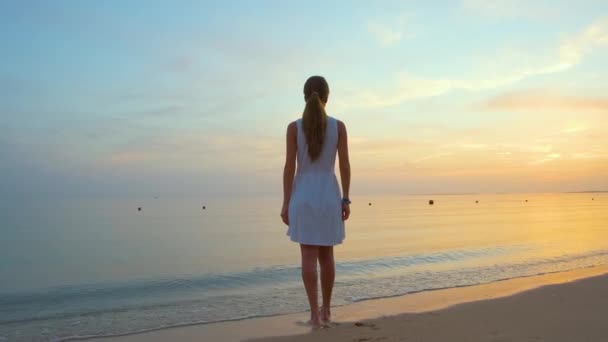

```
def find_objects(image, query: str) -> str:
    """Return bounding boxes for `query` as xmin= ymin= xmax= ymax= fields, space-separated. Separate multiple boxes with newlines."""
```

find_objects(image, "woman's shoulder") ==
xmin=330 ymin=116 xmax=346 ymax=129
xmin=327 ymin=115 xmax=343 ymax=124
xmin=286 ymin=120 xmax=298 ymax=134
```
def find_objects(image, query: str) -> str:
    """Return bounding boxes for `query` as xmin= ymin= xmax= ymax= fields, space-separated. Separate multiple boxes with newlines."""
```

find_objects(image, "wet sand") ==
xmin=91 ymin=265 xmax=608 ymax=342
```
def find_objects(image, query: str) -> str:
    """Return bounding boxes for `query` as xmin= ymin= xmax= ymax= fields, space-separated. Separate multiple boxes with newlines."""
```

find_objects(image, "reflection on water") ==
xmin=0 ymin=193 xmax=606 ymax=341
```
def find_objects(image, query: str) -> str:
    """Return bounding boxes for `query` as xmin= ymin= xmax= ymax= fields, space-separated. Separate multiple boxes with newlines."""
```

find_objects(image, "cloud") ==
xmin=481 ymin=91 xmax=608 ymax=112
xmin=99 ymin=131 xmax=282 ymax=172
xmin=530 ymin=153 xmax=561 ymax=165
xmin=559 ymin=16 xmax=608 ymax=65
xmin=461 ymin=0 xmax=561 ymax=20
xmin=342 ymin=17 xmax=608 ymax=109
xmin=368 ymin=23 xmax=409 ymax=47
xmin=335 ymin=75 xmax=453 ymax=109
xmin=411 ymin=151 xmax=454 ymax=164
xmin=367 ymin=14 xmax=416 ymax=47
xmin=562 ymin=125 xmax=590 ymax=134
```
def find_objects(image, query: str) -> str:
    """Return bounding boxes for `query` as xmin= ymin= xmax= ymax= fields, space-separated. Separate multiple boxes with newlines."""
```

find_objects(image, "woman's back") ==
xmin=288 ymin=115 xmax=344 ymax=246
xmin=295 ymin=116 xmax=339 ymax=175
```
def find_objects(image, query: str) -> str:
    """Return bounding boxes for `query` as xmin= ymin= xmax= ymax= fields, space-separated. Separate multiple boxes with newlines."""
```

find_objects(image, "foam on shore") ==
xmin=86 ymin=264 xmax=608 ymax=342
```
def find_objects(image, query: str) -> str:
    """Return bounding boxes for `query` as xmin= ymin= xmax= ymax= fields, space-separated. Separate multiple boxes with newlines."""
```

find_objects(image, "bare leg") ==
xmin=318 ymin=246 xmax=335 ymax=323
xmin=300 ymin=244 xmax=320 ymax=326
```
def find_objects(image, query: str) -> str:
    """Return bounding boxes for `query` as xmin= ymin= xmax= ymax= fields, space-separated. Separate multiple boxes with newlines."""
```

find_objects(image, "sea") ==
xmin=1 ymin=193 xmax=607 ymax=341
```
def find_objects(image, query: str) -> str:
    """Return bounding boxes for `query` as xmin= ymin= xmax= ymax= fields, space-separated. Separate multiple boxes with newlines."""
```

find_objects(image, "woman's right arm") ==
xmin=281 ymin=122 xmax=297 ymax=225
xmin=337 ymin=120 xmax=351 ymax=220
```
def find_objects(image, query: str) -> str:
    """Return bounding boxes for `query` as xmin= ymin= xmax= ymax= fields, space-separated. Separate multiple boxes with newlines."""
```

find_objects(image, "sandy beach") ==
xmin=90 ymin=265 xmax=608 ymax=342
xmin=256 ymin=269 xmax=608 ymax=342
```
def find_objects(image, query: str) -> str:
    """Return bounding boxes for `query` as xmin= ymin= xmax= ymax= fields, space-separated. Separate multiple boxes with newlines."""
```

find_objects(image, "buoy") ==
xmin=138 ymin=207 xmax=142 ymax=211
xmin=429 ymin=200 xmax=434 ymax=205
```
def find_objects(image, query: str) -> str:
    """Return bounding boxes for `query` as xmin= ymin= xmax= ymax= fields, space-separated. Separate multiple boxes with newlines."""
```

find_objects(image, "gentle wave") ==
xmin=0 ymin=245 xmax=523 ymax=325
xmin=2 ymin=248 xmax=608 ymax=342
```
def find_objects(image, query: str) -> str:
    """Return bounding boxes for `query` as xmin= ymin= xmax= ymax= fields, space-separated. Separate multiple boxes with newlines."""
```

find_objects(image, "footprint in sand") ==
xmin=295 ymin=320 xmax=336 ymax=329
xmin=354 ymin=322 xmax=379 ymax=330
xmin=355 ymin=337 xmax=387 ymax=342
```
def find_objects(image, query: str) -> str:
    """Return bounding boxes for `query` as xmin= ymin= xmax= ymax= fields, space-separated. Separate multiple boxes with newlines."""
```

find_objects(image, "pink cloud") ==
xmin=482 ymin=91 xmax=608 ymax=112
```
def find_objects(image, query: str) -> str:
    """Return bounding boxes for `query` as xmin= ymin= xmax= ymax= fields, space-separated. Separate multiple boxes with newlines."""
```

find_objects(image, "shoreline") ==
xmin=89 ymin=264 xmax=608 ymax=342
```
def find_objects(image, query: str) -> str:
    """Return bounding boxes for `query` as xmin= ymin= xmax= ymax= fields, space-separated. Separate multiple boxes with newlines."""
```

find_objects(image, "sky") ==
xmin=1 ymin=0 xmax=607 ymax=198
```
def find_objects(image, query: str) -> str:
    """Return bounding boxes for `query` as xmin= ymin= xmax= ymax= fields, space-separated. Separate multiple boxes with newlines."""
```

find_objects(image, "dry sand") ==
xmin=91 ymin=265 xmax=608 ymax=342
xmin=255 ymin=268 xmax=608 ymax=342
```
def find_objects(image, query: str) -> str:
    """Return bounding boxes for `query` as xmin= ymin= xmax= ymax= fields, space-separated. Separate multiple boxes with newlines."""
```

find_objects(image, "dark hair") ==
xmin=302 ymin=76 xmax=330 ymax=161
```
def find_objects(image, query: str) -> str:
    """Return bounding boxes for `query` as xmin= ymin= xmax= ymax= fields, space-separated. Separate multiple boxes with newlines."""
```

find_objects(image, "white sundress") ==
xmin=287 ymin=116 xmax=345 ymax=246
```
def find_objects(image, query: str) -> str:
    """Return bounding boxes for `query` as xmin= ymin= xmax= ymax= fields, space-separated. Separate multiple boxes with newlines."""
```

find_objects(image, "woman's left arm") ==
xmin=281 ymin=122 xmax=297 ymax=225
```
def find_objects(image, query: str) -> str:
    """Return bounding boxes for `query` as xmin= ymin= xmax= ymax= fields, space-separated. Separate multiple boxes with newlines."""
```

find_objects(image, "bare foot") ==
xmin=309 ymin=313 xmax=322 ymax=328
xmin=320 ymin=306 xmax=332 ymax=324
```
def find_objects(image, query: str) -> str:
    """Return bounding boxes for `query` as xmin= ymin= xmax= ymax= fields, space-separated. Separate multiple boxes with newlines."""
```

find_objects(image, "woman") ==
xmin=280 ymin=75 xmax=351 ymax=327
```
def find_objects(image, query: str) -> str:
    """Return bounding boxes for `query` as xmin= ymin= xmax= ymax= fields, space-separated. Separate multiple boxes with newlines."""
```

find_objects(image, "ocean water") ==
xmin=1 ymin=193 xmax=607 ymax=341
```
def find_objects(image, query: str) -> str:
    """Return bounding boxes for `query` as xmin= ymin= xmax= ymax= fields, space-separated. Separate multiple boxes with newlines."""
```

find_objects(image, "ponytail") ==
xmin=302 ymin=91 xmax=327 ymax=161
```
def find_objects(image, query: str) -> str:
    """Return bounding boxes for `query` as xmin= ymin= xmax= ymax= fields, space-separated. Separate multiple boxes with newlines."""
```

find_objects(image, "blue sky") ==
xmin=1 ymin=1 xmax=607 ymax=198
